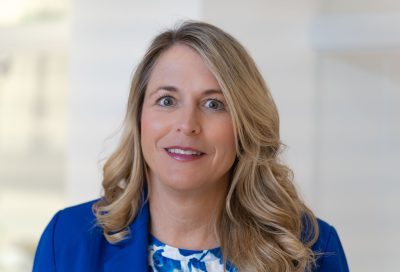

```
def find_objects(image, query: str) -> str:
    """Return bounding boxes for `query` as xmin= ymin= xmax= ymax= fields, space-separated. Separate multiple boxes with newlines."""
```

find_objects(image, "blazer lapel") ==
xmin=104 ymin=201 xmax=150 ymax=272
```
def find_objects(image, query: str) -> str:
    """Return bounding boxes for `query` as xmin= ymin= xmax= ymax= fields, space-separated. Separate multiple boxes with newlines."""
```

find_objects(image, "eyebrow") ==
xmin=149 ymin=86 xmax=223 ymax=98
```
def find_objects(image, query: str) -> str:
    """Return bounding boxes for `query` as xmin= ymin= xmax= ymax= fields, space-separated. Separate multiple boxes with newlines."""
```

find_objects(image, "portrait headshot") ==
xmin=2 ymin=1 xmax=400 ymax=272
xmin=32 ymin=20 xmax=349 ymax=272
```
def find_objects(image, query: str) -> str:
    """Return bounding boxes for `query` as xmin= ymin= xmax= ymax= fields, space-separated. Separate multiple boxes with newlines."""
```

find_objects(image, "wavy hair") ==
xmin=93 ymin=20 xmax=319 ymax=271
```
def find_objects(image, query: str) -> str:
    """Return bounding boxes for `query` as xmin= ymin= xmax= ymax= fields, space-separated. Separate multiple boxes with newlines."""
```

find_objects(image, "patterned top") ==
xmin=148 ymin=234 xmax=237 ymax=272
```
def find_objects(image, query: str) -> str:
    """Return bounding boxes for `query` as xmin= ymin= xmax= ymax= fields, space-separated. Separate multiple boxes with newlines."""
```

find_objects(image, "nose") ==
xmin=176 ymin=107 xmax=201 ymax=135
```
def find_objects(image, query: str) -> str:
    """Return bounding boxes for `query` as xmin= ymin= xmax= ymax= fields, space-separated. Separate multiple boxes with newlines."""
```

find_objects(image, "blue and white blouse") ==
xmin=148 ymin=234 xmax=237 ymax=272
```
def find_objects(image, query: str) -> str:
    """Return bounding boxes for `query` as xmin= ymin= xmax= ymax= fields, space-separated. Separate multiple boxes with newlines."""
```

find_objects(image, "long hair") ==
xmin=93 ymin=20 xmax=319 ymax=271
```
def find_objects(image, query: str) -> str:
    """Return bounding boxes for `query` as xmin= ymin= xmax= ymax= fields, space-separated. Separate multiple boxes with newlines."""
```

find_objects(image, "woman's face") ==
xmin=140 ymin=44 xmax=236 ymax=193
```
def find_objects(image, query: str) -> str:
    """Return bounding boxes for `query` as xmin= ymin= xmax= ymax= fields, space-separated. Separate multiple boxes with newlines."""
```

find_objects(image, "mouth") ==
xmin=164 ymin=146 xmax=206 ymax=161
xmin=164 ymin=147 xmax=205 ymax=156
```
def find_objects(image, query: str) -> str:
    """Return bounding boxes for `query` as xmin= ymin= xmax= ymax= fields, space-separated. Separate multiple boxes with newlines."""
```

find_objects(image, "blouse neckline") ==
xmin=149 ymin=234 xmax=222 ymax=262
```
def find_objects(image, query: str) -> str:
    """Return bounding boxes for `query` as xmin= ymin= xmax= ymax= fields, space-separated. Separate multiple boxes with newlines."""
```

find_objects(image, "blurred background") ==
xmin=0 ymin=0 xmax=399 ymax=271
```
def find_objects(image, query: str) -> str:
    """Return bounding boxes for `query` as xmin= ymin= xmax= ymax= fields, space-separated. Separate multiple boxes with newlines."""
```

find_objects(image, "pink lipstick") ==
xmin=164 ymin=146 xmax=205 ymax=162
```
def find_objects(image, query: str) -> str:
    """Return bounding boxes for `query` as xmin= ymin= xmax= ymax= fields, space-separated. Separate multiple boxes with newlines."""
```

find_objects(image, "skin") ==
xmin=140 ymin=44 xmax=237 ymax=250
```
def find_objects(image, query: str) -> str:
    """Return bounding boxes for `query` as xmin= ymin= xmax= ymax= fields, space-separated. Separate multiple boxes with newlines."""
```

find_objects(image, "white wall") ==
xmin=315 ymin=52 xmax=400 ymax=271
xmin=311 ymin=5 xmax=400 ymax=270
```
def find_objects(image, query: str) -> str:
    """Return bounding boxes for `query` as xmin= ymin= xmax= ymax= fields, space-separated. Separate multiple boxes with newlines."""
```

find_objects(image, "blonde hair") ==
xmin=93 ymin=20 xmax=319 ymax=271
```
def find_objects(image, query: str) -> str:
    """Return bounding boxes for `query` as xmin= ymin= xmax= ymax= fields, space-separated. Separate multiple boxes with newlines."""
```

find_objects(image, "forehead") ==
xmin=146 ymin=44 xmax=221 ymax=94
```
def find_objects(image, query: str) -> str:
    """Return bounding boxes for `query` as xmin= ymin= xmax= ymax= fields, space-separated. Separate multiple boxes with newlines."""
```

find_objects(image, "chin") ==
xmin=164 ymin=178 xmax=204 ymax=192
xmin=156 ymin=175 xmax=216 ymax=193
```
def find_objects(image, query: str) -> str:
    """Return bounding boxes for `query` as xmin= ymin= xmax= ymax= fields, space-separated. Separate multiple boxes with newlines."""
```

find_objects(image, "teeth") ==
xmin=167 ymin=148 xmax=202 ymax=155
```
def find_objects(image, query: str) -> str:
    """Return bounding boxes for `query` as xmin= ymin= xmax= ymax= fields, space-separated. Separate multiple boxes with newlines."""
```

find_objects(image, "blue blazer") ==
xmin=33 ymin=199 xmax=349 ymax=271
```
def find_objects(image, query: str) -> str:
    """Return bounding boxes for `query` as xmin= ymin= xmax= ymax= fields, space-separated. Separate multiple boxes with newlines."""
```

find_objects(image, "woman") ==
xmin=33 ymin=21 xmax=349 ymax=272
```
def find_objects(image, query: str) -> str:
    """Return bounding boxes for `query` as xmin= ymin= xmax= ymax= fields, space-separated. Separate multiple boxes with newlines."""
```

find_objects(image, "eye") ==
xmin=204 ymin=99 xmax=225 ymax=111
xmin=157 ymin=96 xmax=175 ymax=107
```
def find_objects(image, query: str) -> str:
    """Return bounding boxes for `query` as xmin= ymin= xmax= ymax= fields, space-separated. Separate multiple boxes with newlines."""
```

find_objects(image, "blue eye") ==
xmin=157 ymin=96 xmax=175 ymax=107
xmin=204 ymin=99 xmax=225 ymax=111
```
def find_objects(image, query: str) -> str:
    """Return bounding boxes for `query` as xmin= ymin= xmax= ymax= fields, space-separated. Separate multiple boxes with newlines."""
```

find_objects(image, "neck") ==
xmin=148 ymin=177 xmax=228 ymax=250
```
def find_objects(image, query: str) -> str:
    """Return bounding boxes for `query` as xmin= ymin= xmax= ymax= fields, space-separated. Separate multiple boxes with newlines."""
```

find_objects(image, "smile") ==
xmin=164 ymin=147 xmax=205 ymax=162
xmin=167 ymin=148 xmax=202 ymax=155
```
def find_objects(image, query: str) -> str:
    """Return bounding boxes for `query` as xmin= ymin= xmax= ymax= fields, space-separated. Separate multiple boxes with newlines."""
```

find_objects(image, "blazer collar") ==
xmin=104 ymin=200 xmax=150 ymax=272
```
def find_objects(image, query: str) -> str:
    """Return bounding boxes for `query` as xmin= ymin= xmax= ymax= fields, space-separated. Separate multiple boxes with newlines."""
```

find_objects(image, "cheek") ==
xmin=211 ymin=119 xmax=236 ymax=159
xmin=140 ymin=109 xmax=168 ymax=174
xmin=225 ymin=128 xmax=237 ymax=160
xmin=140 ymin=108 xmax=173 ymax=161
xmin=141 ymin=109 xmax=165 ymax=141
xmin=141 ymin=109 xmax=161 ymax=155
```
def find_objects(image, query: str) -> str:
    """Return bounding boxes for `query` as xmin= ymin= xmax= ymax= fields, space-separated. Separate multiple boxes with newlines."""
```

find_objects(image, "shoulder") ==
xmin=311 ymin=218 xmax=350 ymax=272
xmin=312 ymin=218 xmax=336 ymax=251
xmin=52 ymin=198 xmax=104 ymax=244
xmin=45 ymin=198 xmax=103 ymax=240
xmin=55 ymin=199 xmax=100 ymax=231
xmin=39 ymin=198 xmax=102 ymax=240
xmin=33 ymin=199 xmax=105 ymax=271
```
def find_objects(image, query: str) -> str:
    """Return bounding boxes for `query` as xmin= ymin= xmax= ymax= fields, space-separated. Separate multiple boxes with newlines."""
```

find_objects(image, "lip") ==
xmin=164 ymin=146 xmax=206 ymax=162
xmin=164 ymin=146 xmax=205 ymax=154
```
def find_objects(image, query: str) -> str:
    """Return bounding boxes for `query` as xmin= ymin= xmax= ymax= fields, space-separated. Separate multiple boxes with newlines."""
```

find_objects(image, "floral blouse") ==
xmin=148 ymin=234 xmax=237 ymax=272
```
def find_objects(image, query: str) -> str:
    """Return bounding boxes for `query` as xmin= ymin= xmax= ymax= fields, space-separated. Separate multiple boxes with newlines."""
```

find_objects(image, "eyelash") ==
xmin=155 ymin=95 xmax=226 ymax=111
